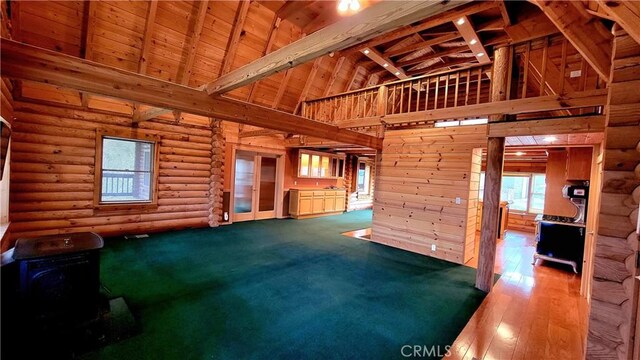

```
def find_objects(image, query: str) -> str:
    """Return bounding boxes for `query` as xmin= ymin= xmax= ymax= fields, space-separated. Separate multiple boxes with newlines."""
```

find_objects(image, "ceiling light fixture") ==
xmin=383 ymin=63 xmax=389 ymax=68
xmin=338 ymin=0 xmax=360 ymax=14
xmin=456 ymin=18 xmax=465 ymax=25
xmin=477 ymin=52 xmax=485 ymax=57
xmin=363 ymin=49 xmax=370 ymax=55
xmin=515 ymin=151 xmax=526 ymax=156
xmin=394 ymin=71 xmax=400 ymax=75
xmin=543 ymin=136 xmax=557 ymax=142
xmin=469 ymin=39 xmax=477 ymax=45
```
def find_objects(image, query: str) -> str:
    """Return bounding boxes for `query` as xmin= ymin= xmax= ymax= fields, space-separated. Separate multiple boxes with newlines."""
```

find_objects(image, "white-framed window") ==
xmin=357 ymin=161 xmax=372 ymax=195
xmin=95 ymin=131 xmax=159 ymax=207
xmin=298 ymin=150 xmax=345 ymax=179
xmin=479 ymin=172 xmax=546 ymax=214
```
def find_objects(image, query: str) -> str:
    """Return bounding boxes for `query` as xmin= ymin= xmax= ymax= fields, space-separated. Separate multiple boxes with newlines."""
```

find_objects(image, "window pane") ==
xmin=529 ymin=174 xmax=546 ymax=213
xmin=311 ymin=155 xmax=320 ymax=177
xmin=532 ymin=174 xmax=546 ymax=194
xmin=300 ymin=153 xmax=309 ymax=176
xmin=234 ymin=154 xmax=254 ymax=213
xmin=101 ymin=137 xmax=153 ymax=203
xmin=530 ymin=194 xmax=545 ymax=213
xmin=320 ymin=156 xmax=330 ymax=177
xmin=500 ymin=176 xmax=529 ymax=212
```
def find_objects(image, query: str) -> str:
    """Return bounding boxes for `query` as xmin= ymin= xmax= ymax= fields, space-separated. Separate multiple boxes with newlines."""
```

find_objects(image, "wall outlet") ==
xmin=455 ymin=197 xmax=461 ymax=205
xmin=431 ymin=244 xmax=437 ymax=252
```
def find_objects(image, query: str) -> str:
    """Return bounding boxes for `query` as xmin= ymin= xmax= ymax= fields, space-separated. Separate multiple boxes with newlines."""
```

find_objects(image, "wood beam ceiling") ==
xmin=205 ymin=0 xmax=472 ymax=94
xmin=247 ymin=15 xmax=282 ymax=102
xmin=295 ymin=57 xmax=323 ymax=113
xmin=132 ymin=0 xmax=159 ymax=121
xmin=276 ymin=1 xmax=316 ymax=20
xmin=0 ymin=39 xmax=382 ymax=149
xmin=384 ymin=32 xmax=460 ymax=58
xmin=220 ymin=0 xmax=251 ymax=76
xmin=79 ymin=0 xmax=98 ymax=109
xmin=453 ymin=15 xmax=491 ymax=65
xmin=361 ymin=48 xmax=408 ymax=80
xmin=396 ymin=45 xmax=469 ymax=68
xmin=595 ymin=0 xmax=640 ymax=46
xmin=323 ymin=56 xmax=346 ymax=97
xmin=535 ymin=0 xmax=612 ymax=82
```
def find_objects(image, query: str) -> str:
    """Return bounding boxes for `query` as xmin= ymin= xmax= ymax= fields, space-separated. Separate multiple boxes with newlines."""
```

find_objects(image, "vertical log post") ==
xmin=377 ymin=85 xmax=388 ymax=117
xmin=476 ymin=46 xmax=510 ymax=292
xmin=209 ymin=119 xmax=225 ymax=227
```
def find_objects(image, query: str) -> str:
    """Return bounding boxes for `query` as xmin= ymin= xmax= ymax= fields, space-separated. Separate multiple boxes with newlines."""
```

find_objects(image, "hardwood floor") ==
xmin=344 ymin=227 xmax=589 ymax=359
xmin=449 ymin=230 xmax=589 ymax=360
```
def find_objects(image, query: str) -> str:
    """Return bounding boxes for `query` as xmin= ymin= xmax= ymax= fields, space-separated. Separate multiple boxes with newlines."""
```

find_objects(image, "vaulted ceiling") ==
xmin=0 ymin=0 xmax=619 ymax=124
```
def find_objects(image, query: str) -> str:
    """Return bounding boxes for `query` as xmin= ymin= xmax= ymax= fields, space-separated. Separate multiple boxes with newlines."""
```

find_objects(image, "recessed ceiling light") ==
xmin=477 ymin=52 xmax=485 ymax=57
xmin=363 ymin=49 xmax=370 ymax=55
xmin=349 ymin=0 xmax=360 ymax=11
xmin=383 ymin=63 xmax=389 ymax=68
xmin=515 ymin=151 xmax=526 ymax=156
xmin=470 ymin=39 xmax=477 ymax=45
xmin=544 ymin=136 xmax=557 ymax=142
xmin=394 ymin=71 xmax=400 ymax=75
xmin=456 ymin=18 xmax=465 ymax=25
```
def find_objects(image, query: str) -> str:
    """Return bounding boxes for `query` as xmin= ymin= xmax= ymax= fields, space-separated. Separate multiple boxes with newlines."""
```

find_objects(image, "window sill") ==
xmin=94 ymin=203 xmax=158 ymax=213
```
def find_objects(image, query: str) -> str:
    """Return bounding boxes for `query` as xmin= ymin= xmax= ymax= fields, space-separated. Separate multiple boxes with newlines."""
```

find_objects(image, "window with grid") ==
xmin=98 ymin=136 xmax=156 ymax=204
xmin=478 ymin=173 xmax=545 ymax=214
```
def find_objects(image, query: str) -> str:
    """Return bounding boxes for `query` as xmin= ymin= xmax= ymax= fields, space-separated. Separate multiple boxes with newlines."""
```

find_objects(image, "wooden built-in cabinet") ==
xmin=566 ymin=147 xmax=592 ymax=181
xmin=289 ymin=189 xmax=346 ymax=219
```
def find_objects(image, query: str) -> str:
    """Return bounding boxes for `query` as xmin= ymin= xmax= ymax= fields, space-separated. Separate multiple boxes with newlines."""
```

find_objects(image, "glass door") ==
xmin=233 ymin=150 xmax=280 ymax=222
xmin=233 ymin=152 xmax=256 ymax=222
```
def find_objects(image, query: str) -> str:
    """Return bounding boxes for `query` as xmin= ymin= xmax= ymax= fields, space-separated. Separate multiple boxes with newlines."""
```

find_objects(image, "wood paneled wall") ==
xmin=8 ymin=100 xmax=214 ymax=242
xmin=587 ymin=27 xmax=640 ymax=360
xmin=372 ymin=125 xmax=487 ymax=264
xmin=466 ymin=148 xmax=482 ymax=262
xmin=1 ymin=77 xmax=14 ymax=249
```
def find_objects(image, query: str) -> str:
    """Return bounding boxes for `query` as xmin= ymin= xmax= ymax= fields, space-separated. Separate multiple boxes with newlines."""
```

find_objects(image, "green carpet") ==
xmin=83 ymin=210 xmax=487 ymax=359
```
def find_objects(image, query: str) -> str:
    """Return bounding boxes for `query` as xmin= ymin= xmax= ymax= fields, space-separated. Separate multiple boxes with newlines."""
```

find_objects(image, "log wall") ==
xmin=8 ymin=100 xmax=214 ymax=242
xmin=586 ymin=27 xmax=640 ymax=360
xmin=372 ymin=125 xmax=487 ymax=264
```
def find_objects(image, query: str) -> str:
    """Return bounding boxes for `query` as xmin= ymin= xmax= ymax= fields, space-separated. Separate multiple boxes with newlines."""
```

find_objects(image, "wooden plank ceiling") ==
xmin=2 ymin=0 xmax=614 ymax=124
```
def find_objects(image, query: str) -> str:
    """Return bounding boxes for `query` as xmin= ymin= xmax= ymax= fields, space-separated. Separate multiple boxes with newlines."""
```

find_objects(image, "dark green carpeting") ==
xmin=83 ymin=210 xmax=487 ymax=359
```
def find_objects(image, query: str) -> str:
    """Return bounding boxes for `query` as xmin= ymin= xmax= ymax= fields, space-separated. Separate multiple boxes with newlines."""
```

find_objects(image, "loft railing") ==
xmin=302 ymin=34 xmax=602 ymax=125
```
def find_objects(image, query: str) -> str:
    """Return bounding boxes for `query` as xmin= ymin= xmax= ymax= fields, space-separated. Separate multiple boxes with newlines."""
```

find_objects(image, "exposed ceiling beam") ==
xmin=496 ymin=1 xmax=512 ymax=26
xmin=295 ymin=57 xmax=323 ymax=113
xmin=272 ymin=68 xmax=294 ymax=109
xmin=361 ymin=48 xmax=408 ymax=80
xmin=1 ymin=39 xmax=382 ymax=149
xmin=384 ymin=32 xmax=460 ymax=58
xmin=535 ymin=0 xmax=612 ymax=82
xmin=276 ymin=1 xmax=315 ymax=20
xmin=178 ymin=1 xmax=209 ymax=86
xmin=595 ymin=0 xmax=640 ymax=46
xmin=206 ymin=0 xmax=472 ymax=94
xmin=346 ymin=65 xmax=364 ymax=91
xmin=397 ymin=45 xmax=469 ymax=68
xmin=405 ymin=57 xmax=475 ymax=76
xmin=79 ymin=0 xmax=98 ymax=109
xmin=138 ymin=0 xmax=159 ymax=74
xmin=453 ymin=16 xmax=491 ymax=65
xmin=219 ymin=0 xmax=251 ymax=76
xmin=504 ymin=11 xmax=558 ymax=43
xmin=247 ymin=15 xmax=282 ymax=102
xmin=347 ymin=1 xmax=497 ymax=53
xmin=323 ymin=56 xmax=346 ymax=97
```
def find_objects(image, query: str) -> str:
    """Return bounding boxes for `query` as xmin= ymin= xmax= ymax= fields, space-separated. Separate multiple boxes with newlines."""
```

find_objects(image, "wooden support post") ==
xmin=476 ymin=46 xmax=510 ymax=293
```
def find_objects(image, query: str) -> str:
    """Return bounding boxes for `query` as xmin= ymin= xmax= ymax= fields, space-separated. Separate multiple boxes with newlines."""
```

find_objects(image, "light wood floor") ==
xmin=449 ymin=230 xmax=589 ymax=360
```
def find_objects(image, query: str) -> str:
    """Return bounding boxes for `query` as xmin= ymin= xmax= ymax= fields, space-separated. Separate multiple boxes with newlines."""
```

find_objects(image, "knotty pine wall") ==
xmin=372 ymin=125 xmax=488 ymax=264
xmin=8 ymin=100 xmax=216 ymax=242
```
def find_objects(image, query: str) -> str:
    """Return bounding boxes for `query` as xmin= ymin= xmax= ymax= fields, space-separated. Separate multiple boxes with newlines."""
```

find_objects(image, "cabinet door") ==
xmin=324 ymin=195 xmax=336 ymax=212
xmin=566 ymin=147 xmax=592 ymax=180
xmin=335 ymin=195 xmax=346 ymax=212
xmin=312 ymin=196 xmax=324 ymax=214
xmin=299 ymin=194 xmax=313 ymax=215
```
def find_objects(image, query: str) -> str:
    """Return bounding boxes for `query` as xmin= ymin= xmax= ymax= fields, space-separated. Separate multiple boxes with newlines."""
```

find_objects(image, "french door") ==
xmin=232 ymin=150 xmax=280 ymax=222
